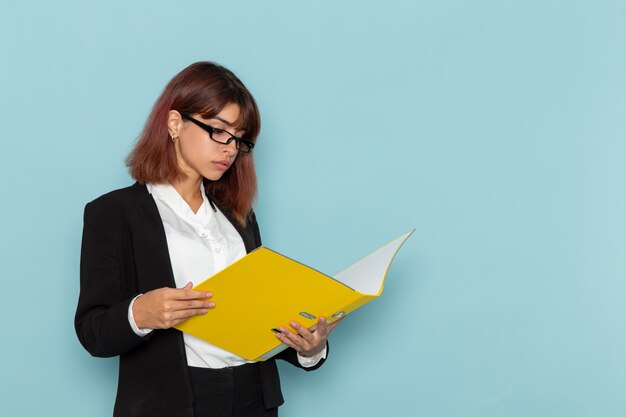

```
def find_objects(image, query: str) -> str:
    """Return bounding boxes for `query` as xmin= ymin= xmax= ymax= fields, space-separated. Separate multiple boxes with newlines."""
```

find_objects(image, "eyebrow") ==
xmin=212 ymin=116 xmax=234 ymax=127
xmin=212 ymin=116 xmax=246 ymax=136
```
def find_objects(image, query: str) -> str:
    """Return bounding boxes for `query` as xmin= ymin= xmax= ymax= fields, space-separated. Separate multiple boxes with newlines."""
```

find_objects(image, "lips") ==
xmin=213 ymin=160 xmax=231 ymax=170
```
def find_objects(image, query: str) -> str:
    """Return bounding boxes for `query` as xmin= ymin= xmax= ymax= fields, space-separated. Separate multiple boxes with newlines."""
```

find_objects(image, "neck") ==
xmin=171 ymin=176 xmax=203 ymax=213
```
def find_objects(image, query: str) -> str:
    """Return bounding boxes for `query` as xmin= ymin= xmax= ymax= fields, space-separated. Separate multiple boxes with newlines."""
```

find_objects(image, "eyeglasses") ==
xmin=181 ymin=113 xmax=255 ymax=153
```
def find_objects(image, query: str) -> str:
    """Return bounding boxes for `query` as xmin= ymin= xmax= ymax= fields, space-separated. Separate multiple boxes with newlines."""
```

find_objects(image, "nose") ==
xmin=222 ymin=140 xmax=238 ymax=156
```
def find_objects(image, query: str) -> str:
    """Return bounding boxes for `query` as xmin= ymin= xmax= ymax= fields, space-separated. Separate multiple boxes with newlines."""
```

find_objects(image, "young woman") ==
xmin=75 ymin=62 xmax=335 ymax=417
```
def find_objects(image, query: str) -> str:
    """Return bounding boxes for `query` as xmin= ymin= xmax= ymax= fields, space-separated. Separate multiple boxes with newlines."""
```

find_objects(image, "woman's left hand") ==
xmin=275 ymin=316 xmax=340 ymax=357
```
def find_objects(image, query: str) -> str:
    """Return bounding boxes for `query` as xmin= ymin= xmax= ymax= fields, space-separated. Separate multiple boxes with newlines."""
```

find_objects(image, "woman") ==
xmin=75 ymin=61 xmax=335 ymax=417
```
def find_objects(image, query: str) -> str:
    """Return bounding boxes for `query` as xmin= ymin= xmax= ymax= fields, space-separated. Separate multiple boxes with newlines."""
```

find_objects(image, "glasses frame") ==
xmin=180 ymin=113 xmax=255 ymax=153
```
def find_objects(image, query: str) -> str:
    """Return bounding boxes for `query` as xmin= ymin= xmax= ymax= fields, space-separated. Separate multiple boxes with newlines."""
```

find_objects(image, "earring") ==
xmin=171 ymin=135 xmax=178 ymax=143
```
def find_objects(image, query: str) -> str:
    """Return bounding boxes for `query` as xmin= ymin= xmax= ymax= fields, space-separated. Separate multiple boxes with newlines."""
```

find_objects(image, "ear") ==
xmin=167 ymin=110 xmax=183 ymax=138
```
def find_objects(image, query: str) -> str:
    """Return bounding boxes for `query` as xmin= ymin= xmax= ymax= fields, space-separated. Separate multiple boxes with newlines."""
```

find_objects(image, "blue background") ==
xmin=1 ymin=1 xmax=625 ymax=416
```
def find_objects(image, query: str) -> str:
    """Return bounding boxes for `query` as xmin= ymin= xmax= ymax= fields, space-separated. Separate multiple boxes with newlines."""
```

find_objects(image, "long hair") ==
xmin=126 ymin=62 xmax=261 ymax=225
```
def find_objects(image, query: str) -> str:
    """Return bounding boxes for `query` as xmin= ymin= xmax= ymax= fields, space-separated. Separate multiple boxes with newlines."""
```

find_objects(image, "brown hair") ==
xmin=126 ymin=62 xmax=261 ymax=225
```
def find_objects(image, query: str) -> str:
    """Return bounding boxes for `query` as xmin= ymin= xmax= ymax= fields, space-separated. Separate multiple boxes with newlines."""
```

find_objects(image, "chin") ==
xmin=203 ymin=171 xmax=226 ymax=182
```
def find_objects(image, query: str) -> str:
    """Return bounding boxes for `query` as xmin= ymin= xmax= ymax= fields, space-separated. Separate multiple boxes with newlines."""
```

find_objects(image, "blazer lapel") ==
xmin=129 ymin=182 xmax=178 ymax=291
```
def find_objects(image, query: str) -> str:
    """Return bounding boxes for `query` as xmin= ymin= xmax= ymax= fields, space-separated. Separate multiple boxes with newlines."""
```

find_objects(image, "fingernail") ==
xmin=208 ymin=303 xmax=215 ymax=308
xmin=205 ymin=292 xmax=212 ymax=298
xmin=201 ymin=309 xmax=208 ymax=313
xmin=290 ymin=321 xmax=297 ymax=327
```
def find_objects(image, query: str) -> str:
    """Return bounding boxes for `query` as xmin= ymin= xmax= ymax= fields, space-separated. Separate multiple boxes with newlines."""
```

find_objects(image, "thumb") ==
xmin=182 ymin=281 xmax=193 ymax=290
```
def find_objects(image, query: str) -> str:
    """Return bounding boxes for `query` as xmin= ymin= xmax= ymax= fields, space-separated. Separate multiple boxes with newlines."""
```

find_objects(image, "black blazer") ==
xmin=75 ymin=183 xmax=325 ymax=417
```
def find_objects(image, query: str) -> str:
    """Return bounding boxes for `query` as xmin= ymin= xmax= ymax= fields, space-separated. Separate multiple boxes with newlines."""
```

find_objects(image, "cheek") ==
xmin=181 ymin=135 xmax=217 ymax=161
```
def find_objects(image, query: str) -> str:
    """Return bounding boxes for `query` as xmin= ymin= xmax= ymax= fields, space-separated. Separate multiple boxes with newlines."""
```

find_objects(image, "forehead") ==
xmin=205 ymin=103 xmax=242 ymax=128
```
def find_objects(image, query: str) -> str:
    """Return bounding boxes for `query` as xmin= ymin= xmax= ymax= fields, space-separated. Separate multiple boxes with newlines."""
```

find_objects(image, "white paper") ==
xmin=333 ymin=230 xmax=414 ymax=295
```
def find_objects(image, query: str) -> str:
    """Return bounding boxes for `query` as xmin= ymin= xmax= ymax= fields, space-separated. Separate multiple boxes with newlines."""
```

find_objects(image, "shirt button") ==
xmin=214 ymin=247 xmax=222 ymax=253
xmin=200 ymin=232 xmax=208 ymax=238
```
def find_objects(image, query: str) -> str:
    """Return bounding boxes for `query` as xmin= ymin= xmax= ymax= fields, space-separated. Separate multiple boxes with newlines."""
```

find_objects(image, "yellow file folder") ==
xmin=175 ymin=229 xmax=414 ymax=361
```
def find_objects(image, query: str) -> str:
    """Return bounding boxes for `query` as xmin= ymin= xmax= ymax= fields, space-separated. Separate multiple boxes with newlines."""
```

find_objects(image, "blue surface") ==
xmin=1 ymin=1 xmax=626 ymax=416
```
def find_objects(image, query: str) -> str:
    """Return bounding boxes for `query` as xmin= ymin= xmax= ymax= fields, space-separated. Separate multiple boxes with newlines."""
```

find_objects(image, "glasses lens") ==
xmin=205 ymin=124 xmax=253 ymax=153
xmin=238 ymin=141 xmax=252 ymax=153
xmin=210 ymin=128 xmax=231 ymax=143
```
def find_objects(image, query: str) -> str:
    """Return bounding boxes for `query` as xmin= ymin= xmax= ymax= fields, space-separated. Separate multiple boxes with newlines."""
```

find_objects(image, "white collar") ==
xmin=146 ymin=182 xmax=215 ymax=227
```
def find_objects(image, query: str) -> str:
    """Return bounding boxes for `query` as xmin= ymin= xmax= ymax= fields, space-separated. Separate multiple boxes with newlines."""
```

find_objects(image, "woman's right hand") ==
xmin=133 ymin=282 xmax=214 ymax=330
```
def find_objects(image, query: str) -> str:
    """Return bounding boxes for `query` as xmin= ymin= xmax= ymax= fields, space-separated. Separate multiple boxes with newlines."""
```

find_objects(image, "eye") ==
xmin=239 ymin=140 xmax=255 ymax=153
xmin=211 ymin=128 xmax=231 ymax=141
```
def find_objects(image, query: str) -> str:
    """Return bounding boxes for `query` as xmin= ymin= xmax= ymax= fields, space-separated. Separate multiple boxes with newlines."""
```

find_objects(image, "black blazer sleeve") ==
xmin=274 ymin=343 xmax=328 ymax=371
xmin=75 ymin=198 xmax=147 ymax=358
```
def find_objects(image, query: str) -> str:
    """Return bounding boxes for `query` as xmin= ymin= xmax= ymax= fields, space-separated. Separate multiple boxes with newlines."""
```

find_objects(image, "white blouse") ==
xmin=128 ymin=182 xmax=325 ymax=368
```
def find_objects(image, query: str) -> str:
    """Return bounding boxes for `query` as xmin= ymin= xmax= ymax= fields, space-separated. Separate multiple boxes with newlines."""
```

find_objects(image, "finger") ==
xmin=327 ymin=318 xmax=342 ymax=332
xmin=275 ymin=329 xmax=303 ymax=352
xmin=170 ymin=307 xmax=210 ymax=322
xmin=289 ymin=321 xmax=316 ymax=344
xmin=177 ymin=288 xmax=213 ymax=300
xmin=171 ymin=282 xmax=212 ymax=300
xmin=315 ymin=317 xmax=329 ymax=337
xmin=183 ymin=307 xmax=210 ymax=317
xmin=171 ymin=299 xmax=216 ymax=311
xmin=277 ymin=326 xmax=306 ymax=349
xmin=159 ymin=306 xmax=210 ymax=328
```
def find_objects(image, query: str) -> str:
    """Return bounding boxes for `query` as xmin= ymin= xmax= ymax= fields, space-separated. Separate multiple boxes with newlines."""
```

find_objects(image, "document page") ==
xmin=333 ymin=230 xmax=414 ymax=295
